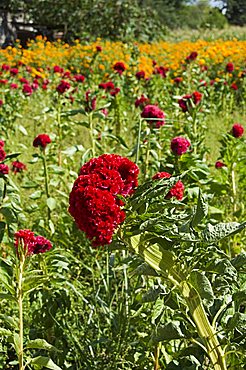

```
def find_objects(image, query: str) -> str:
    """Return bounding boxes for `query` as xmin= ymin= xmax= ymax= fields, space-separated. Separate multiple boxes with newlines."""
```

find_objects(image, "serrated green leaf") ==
xmin=202 ymin=221 xmax=246 ymax=243
xmin=153 ymin=321 xmax=184 ymax=342
xmin=30 ymin=190 xmax=42 ymax=200
xmin=25 ymin=339 xmax=60 ymax=352
xmin=191 ymin=190 xmax=208 ymax=228
xmin=47 ymin=197 xmax=56 ymax=211
xmin=30 ymin=356 xmax=62 ymax=370
xmin=189 ymin=271 xmax=214 ymax=307
xmin=0 ymin=327 xmax=12 ymax=336
xmin=231 ymin=252 xmax=246 ymax=269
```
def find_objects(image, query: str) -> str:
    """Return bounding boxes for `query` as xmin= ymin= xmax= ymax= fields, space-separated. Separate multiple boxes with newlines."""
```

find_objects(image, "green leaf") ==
xmin=30 ymin=356 xmax=62 ymax=370
xmin=30 ymin=190 xmax=42 ymax=200
xmin=47 ymin=197 xmax=56 ymax=211
xmin=142 ymin=286 xmax=162 ymax=303
xmin=18 ymin=125 xmax=28 ymax=135
xmin=0 ymin=327 xmax=12 ymax=336
xmin=202 ymin=221 xmax=246 ymax=243
xmin=191 ymin=190 xmax=208 ymax=228
xmin=0 ymin=264 xmax=15 ymax=295
xmin=189 ymin=271 xmax=214 ymax=307
xmin=153 ymin=321 xmax=184 ymax=342
xmin=151 ymin=297 xmax=164 ymax=323
xmin=131 ymin=262 xmax=158 ymax=277
xmin=231 ymin=251 xmax=246 ymax=269
xmin=25 ymin=339 xmax=60 ymax=352
xmin=227 ymin=313 xmax=246 ymax=334
xmin=13 ymin=333 xmax=20 ymax=354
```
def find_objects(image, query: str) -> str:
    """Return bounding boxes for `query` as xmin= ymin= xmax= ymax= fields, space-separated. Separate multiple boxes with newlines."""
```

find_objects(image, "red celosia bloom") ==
xmin=2 ymin=64 xmax=10 ymax=71
xmin=101 ymin=108 xmax=108 ymax=117
xmin=0 ymin=100 xmax=3 ymax=107
xmin=210 ymin=80 xmax=215 ymax=86
xmin=173 ymin=77 xmax=182 ymax=84
xmin=136 ymin=70 xmax=145 ymax=80
xmin=230 ymin=83 xmax=238 ymax=90
xmin=226 ymin=62 xmax=234 ymax=73
xmin=0 ymin=163 xmax=9 ymax=175
xmin=12 ymin=161 xmax=27 ymax=174
xmin=63 ymin=71 xmax=71 ymax=79
xmin=19 ymin=77 xmax=29 ymax=84
xmin=74 ymin=74 xmax=85 ymax=83
xmin=56 ymin=80 xmax=71 ymax=94
xmin=79 ymin=154 xmax=139 ymax=197
xmin=232 ymin=123 xmax=244 ymax=138
xmin=10 ymin=83 xmax=18 ymax=89
xmin=152 ymin=172 xmax=185 ymax=200
xmin=10 ymin=68 xmax=19 ymax=75
xmin=99 ymin=81 xmax=115 ymax=91
xmin=141 ymin=104 xmax=165 ymax=129
xmin=153 ymin=66 xmax=169 ymax=78
xmin=0 ymin=140 xmax=4 ymax=147
xmin=22 ymin=84 xmax=33 ymax=96
xmin=186 ymin=51 xmax=198 ymax=61
xmin=0 ymin=148 xmax=6 ymax=162
xmin=85 ymin=90 xmax=97 ymax=112
xmin=33 ymin=134 xmax=51 ymax=149
xmin=110 ymin=87 xmax=120 ymax=96
xmin=32 ymin=82 xmax=39 ymax=90
xmin=192 ymin=91 xmax=202 ymax=104
xmin=53 ymin=65 xmax=64 ymax=73
xmin=215 ymin=161 xmax=226 ymax=169
xmin=0 ymin=79 xmax=8 ymax=84
xmin=15 ymin=229 xmax=52 ymax=256
xmin=113 ymin=62 xmax=126 ymax=75
xmin=171 ymin=137 xmax=191 ymax=156
xmin=178 ymin=92 xmax=202 ymax=112
xmin=135 ymin=95 xmax=150 ymax=109
xmin=96 ymin=45 xmax=102 ymax=52
xmin=152 ymin=60 xmax=157 ymax=66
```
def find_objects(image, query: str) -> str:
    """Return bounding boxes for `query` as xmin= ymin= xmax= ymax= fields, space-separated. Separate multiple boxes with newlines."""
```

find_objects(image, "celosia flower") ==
xmin=141 ymin=104 xmax=165 ymax=128
xmin=192 ymin=91 xmax=202 ymax=104
xmin=85 ymin=90 xmax=97 ymax=112
xmin=56 ymin=80 xmax=71 ymax=94
xmin=0 ymin=148 xmax=6 ymax=162
xmin=173 ymin=77 xmax=182 ymax=84
xmin=110 ymin=87 xmax=120 ymax=96
xmin=22 ymin=84 xmax=33 ymax=96
xmin=136 ymin=70 xmax=145 ymax=80
xmin=232 ymin=123 xmax=244 ymax=138
xmin=0 ymin=79 xmax=8 ymax=84
xmin=10 ymin=83 xmax=18 ymax=89
xmin=226 ymin=62 xmax=234 ymax=73
xmin=10 ymin=68 xmax=19 ymax=75
xmin=178 ymin=92 xmax=202 ymax=112
xmin=186 ymin=51 xmax=198 ymax=61
xmin=152 ymin=172 xmax=184 ymax=200
xmin=113 ymin=62 xmax=126 ymax=75
xmin=153 ymin=66 xmax=168 ymax=77
xmin=79 ymin=154 xmax=139 ymax=197
xmin=74 ymin=74 xmax=85 ymax=83
xmin=215 ymin=161 xmax=226 ymax=169
xmin=96 ymin=45 xmax=102 ymax=52
xmin=33 ymin=134 xmax=51 ymax=149
xmin=0 ymin=100 xmax=3 ymax=107
xmin=12 ymin=161 xmax=27 ymax=174
xmin=19 ymin=77 xmax=29 ymax=84
xmin=135 ymin=95 xmax=150 ymax=109
xmin=230 ymin=83 xmax=238 ymax=90
xmin=171 ymin=137 xmax=191 ymax=156
xmin=14 ymin=229 xmax=52 ymax=256
xmin=0 ymin=163 xmax=9 ymax=175
xmin=0 ymin=140 xmax=5 ymax=147
xmin=99 ymin=81 xmax=115 ymax=91
xmin=2 ymin=64 xmax=10 ymax=71
xmin=53 ymin=65 xmax=64 ymax=73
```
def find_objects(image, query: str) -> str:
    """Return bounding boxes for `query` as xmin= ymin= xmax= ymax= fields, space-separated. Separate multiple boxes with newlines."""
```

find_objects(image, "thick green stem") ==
xmin=42 ymin=150 xmax=51 ymax=222
xmin=17 ymin=255 xmax=24 ymax=370
xmin=57 ymin=100 xmax=62 ymax=166
xmin=135 ymin=118 xmax=142 ymax=165
xmin=231 ymin=162 xmax=237 ymax=215
xmin=89 ymin=113 xmax=95 ymax=157
xmin=130 ymin=236 xmax=227 ymax=370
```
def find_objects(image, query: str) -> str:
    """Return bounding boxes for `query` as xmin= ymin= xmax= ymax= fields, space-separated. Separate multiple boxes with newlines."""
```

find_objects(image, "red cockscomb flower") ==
xmin=33 ymin=134 xmax=51 ymax=149
xmin=10 ymin=83 xmax=18 ymax=89
xmin=171 ymin=137 xmax=191 ymax=156
xmin=230 ymin=83 xmax=238 ymax=90
xmin=215 ymin=161 xmax=226 ymax=169
xmin=153 ymin=66 xmax=168 ymax=78
xmin=136 ymin=70 xmax=145 ymax=80
xmin=0 ymin=100 xmax=3 ymax=107
xmin=53 ymin=65 xmax=64 ymax=73
xmin=226 ymin=62 xmax=234 ymax=73
xmin=12 ymin=161 xmax=27 ymax=174
xmin=32 ymin=236 xmax=52 ymax=254
xmin=74 ymin=74 xmax=85 ymax=83
xmin=135 ymin=95 xmax=150 ymax=109
xmin=0 ymin=148 xmax=6 ymax=162
xmin=173 ymin=77 xmax=182 ymax=84
xmin=141 ymin=104 xmax=165 ymax=128
xmin=96 ymin=45 xmax=102 ymax=52
xmin=10 ymin=68 xmax=19 ymax=75
xmin=0 ymin=163 xmax=9 ymax=175
xmin=152 ymin=172 xmax=185 ymax=200
xmin=0 ymin=140 xmax=5 ymax=147
xmin=22 ymin=84 xmax=33 ymax=96
xmin=56 ymin=80 xmax=71 ymax=94
xmin=232 ymin=123 xmax=244 ymax=138
xmin=15 ymin=229 xmax=52 ymax=256
xmin=113 ymin=62 xmax=126 ymax=75
xmin=186 ymin=51 xmax=198 ymax=62
xmin=178 ymin=92 xmax=202 ymax=112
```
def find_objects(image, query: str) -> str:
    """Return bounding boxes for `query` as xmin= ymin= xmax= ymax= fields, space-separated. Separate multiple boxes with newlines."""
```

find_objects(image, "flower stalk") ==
xmin=17 ymin=252 xmax=25 ymax=370
xmin=42 ymin=149 xmax=51 ymax=222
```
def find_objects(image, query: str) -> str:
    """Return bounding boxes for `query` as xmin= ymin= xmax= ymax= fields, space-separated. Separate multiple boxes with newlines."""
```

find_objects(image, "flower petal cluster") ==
xmin=215 ymin=161 xmax=226 ymax=169
xmin=135 ymin=95 xmax=150 ymax=109
xmin=0 ymin=163 xmax=9 ymax=174
xmin=56 ymin=80 xmax=71 ymax=94
xmin=113 ymin=62 xmax=126 ymax=75
xmin=178 ymin=91 xmax=202 ymax=112
xmin=33 ymin=134 xmax=51 ymax=149
xmin=232 ymin=123 xmax=244 ymax=138
xmin=152 ymin=172 xmax=185 ymax=200
xmin=12 ymin=161 xmax=27 ymax=174
xmin=171 ymin=137 xmax=191 ymax=156
xmin=226 ymin=62 xmax=234 ymax=73
xmin=186 ymin=51 xmax=198 ymax=62
xmin=14 ymin=229 xmax=52 ymax=256
xmin=141 ymin=104 xmax=165 ymax=128
xmin=69 ymin=154 xmax=139 ymax=246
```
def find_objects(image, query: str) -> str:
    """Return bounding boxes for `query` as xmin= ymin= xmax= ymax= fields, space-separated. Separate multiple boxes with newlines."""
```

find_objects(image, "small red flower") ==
xmin=173 ymin=77 xmax=182 ymax=84
xmin=232 ymin=123 xmax=244 ymax=138
xmin=10 ymin=68 xmax=19 ymax=75
xmin=226 ymin=62 xmax=234 ymax=73
xmin=99 ymin=81 xmax=115 ymax=91
xmin=12 ymin=161 xmax=27 ymax=174
xmin=53 ymin=65 xmax=64 ymax=73
xmin=135 ymin=95 xmax=150 ymax=109
xmin=10 ymin=83 xmax=18 ymax=89
xmin=0 ymin=79 xmax=8 ymax=84
xmin=0 ymin=163 xmax=9 ymax=175
xmin=110 ymin=87 xmax=120 ymax=96
xmin=230 ymin=83 xmax=238 ymax=90
xmin=0 ymin=100 xmax=3 ymax=107
xmin=74 ymin=74 xmax=85 ymax=83
xmin=56 ymin=80 xmax=71 ymax=94
xmin=0 ymin=140 xmax=5 ymax=147
xmin=2 ymin=64 xmax=10 ymax=71
xmin=22 ymin=84 xmax=33 ymax=96
xmin=171 ymin=137 xmax=191 ymax=156
xmin=0 ymin=148 xmax=6 ymax=162
xmin=96 ymin=45 xmax=102 ymax=52
xmin=33 ymin=134 xmax=51 ymax=149
xmin=15 ymin=229 xmax=52 ymax=256
xmin=136 ymin=70 xmax=145 ymax=80
xmin=153 ymin=66 xmax=168 ymax=78
xmin=186 ymin=51 xmax=198 ymax=62
xmin=141 ymin=105 xmax=165 ymax=129
xmin=215 ymin=161 xmax=226 ymax=169
xmin=113 ymin=62 xmax=126 ymax=75
xmin=152 ymin=172 xmax=185 ymax=200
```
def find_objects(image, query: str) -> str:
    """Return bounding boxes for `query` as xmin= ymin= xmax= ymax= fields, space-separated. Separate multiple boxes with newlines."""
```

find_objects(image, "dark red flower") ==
xmin=53 ymin=65 xmax=64 ymax=73
xmin=215 ymin=161 xmax=226 ymax=168
xmin=153 ymin=66 xmax=169 ymax=78
xmin=2 ymin=64 xmax=10 ymax=71
xmin=99 ymin=81 xmax=115 ymax=91
xmin=141 ymin=104 xmax=165 ymax=129
xmin=136 ymin=70 xmax=145 ymax=80
xmin=230 ymin=83 xmax=238 ymax=90
xmin=74 ymin=74 xmax=85 ymax=83
xmin=10 ymin=83 xmax=18 ymax=89
xmin=0 ymin=79 xmax=8 ymax=84
xmin=32 ymin=236 xmax=52 ymax=254
xmin=110 ymin=87 xmax=120 ymax=96
xmin=85 ymin=90 xmax=97 ymax=112
xmin=232 ymin=123 xmax=244 ymax=138
xmin=33 ymin=134 xmax=51 ymax=149
xmin=15 ymin=229 xmax=52 ymax=256
xmin=186 ymin=51 xmax=198 ymax=62
xmin=12 ymin=161 xmax=27 ymax=174
xmin=135 ymin=95 xmax=150 ymax=109
xmin=0 ymin=100 xmax=3 ymax=107
xmin=96 ymin=45 xmax=102 ymax=52
xmin=56 ymin=80 xmax=71 ymax=94
xmin=192 ymin=91 xmax=202 ymax=104
xmin=226 ymin=62 xmax=234 ymax=73
xmin=171 ymin=137 xmax=191 ymax=156
xmin=0 ymin=163 xmax=9 ymax=175
xmin=22 ymin=84 xmax=33 ymax=96
xmin=19 ymin=77 xmax=29 ymax=84
xmin=113 ymin=62 xmax=126 ymax=75
xmin=0 ymin=140 xmax=5 ymax=147
xmin=152 ymin=172 xmax=185 ymax=200
xmin=173 ymin=77 xmax=182 ymax=84
xmin=0 ymin=148 xmax=6 ymax=162
xmin=10 ymin=68 xmax=19 ymax=75
xmin=178 ymin=92 xmax=202 ymax=112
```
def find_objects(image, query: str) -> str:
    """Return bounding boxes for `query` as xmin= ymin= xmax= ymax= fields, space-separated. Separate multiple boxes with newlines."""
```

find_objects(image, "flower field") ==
xmin=0 ymin=37 xmax=245 ymax=370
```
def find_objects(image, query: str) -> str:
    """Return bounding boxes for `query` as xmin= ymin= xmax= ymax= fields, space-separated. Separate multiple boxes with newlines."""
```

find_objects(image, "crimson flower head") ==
xmin=141 ymin=104 xmax=165 ymax=129
xmin=14 ymin=229 xmax=52 ymax=256
xmin=173 ymin=77 xmax=182 ymax=84
xmin=22 ymin=84 xmax=33 ymax=96
xmin=135 ymin=95 xmax=150 ymax=109
xmin=226 ymin=62 xmax=234 ymax=73
xmin=152 ymin=172 xmax=185 ymax=200
xmin=10 ymin=68 xmax=19 ymax=75
xmin=230 ymin=83 xmax=238 ymax=90
xmin=215 ymin=161 xmax=226 ymax=169
xmin=0 ymin=163 xmax=9 ymax=175
xmin=0 ymin=100 xmax=3 ymax=107
xmin=113 ymin=62 xmax=126 ymax=75
xmin=186 ymin=51 xmax=198 ymax=62
xmin=2 ymin=64 xmax=10 ymax=71
xmin=99 ymin=81 xmax=115 ymax=91
xmin=178 ymin=92 xmax=202 ymax=112
xmin=74 ymin=74 xmax=85 ymax=83
xmin=12 ymin=161 xmax=27 ymax=174
xmin=56 ymin=80 xmax=71 ymax=94
xmin=153 ymin=66 xmax=169 ymax=78
xmin=53 ymin=65 xmax=64 ymax=73
xmin=33 ymin=134 xmax=51 ymax=149
xmin=0 ymin=148 xmax=6 ymax=162
xmin=96 ymin=45 xmax=102 ymax=52
xmin=10 ymin=83 xmax=18 ymax=89
xmin=110 ymin=87 xmax=120 ymax=96
xmin=171 ymin=137 xmax=191 ymax=156
xmin=0 ymin=140 xmax=5 ymax=147
xmin=232 ymin=123 xmax=244 ymax=138
xmin=136 ymin=70 xmax=145 ymax=80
